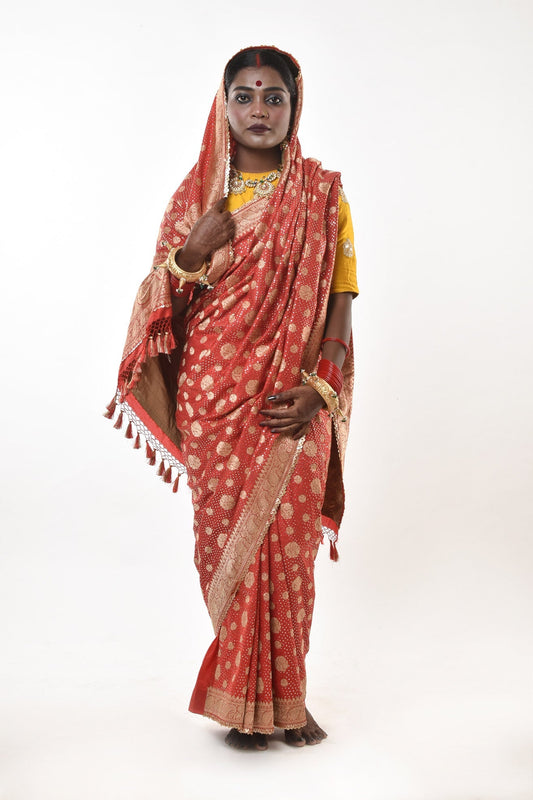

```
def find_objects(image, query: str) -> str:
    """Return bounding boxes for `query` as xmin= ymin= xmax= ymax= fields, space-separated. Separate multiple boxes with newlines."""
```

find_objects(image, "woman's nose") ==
xmin=251 ymin=98 xmax=268 ymax=117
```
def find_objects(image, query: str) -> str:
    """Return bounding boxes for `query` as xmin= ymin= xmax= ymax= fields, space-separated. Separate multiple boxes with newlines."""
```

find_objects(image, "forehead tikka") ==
xmin=256 ymin=80 xmax=262 ymax=86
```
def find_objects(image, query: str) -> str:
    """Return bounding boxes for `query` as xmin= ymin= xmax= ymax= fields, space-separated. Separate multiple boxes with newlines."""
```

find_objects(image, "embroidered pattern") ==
xmin=342 ymin=237 xmax=354 ymax=258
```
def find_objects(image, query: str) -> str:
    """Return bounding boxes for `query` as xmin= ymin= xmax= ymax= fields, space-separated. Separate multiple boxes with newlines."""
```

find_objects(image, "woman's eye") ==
xmin=266 ymin=96 xmax=282 ymax=105
xmin=235 ymin=94 xmax=250 ymax=103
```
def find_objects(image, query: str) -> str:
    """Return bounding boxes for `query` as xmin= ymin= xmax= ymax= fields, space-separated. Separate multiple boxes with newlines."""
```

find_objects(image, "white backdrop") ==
xmin=1 ymin=1 xmax=532 ymax=798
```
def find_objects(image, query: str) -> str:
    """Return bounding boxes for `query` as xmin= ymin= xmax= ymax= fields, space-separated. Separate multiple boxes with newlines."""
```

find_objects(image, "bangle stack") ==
xmin=301 ymin=369 xmax=346 ymax=422
xmin=166 ymin=247 xmax=213 ymax=294
xmin=317 ymin=358 xmax=343 ymax=396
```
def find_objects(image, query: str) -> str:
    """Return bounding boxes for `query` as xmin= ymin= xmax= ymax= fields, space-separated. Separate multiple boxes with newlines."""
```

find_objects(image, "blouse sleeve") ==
xmin=330 ymin=189 xmax=358 ymax=295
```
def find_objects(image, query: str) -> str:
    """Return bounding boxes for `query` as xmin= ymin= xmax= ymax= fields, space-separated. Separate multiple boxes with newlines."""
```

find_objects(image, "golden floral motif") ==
xmin=343 ymin=237 xmax=354 ymax=258
xmin=284 ymin=542 xmax=300 ymax=558
xmin=274 ymin=655 xmax=289 ymax=672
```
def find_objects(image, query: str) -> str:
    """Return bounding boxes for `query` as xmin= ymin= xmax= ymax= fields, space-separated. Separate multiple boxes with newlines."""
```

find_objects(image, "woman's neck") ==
xmin=232 ymin=145 xmax=281 ymax=173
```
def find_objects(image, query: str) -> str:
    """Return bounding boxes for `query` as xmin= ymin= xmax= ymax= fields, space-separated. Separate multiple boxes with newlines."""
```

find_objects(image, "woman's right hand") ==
xmin=177 ymin=198 xmax=235 ymax=271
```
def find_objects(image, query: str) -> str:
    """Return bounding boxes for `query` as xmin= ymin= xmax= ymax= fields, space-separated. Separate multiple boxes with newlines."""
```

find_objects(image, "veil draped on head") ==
xmin=106 ymin=46 xmax=353 ymax=551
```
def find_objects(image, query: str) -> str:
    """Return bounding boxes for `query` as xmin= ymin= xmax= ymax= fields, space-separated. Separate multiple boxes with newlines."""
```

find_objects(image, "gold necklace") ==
xmin=228 ymin=166 xmax=281 ymax=199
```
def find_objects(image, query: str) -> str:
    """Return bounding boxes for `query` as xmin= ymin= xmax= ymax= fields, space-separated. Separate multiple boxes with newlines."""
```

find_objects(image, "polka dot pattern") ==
xmin=190 ymin=418 xmax=331 ymax=732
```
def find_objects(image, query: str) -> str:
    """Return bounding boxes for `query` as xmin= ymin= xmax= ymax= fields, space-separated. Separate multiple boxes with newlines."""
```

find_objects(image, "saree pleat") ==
xmin=189 ymin=410 xmax=332 ymax=733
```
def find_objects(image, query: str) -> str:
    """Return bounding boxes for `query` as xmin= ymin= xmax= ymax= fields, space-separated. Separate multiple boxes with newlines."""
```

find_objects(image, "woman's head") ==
xmin=224 ymin=48 xmax=298 ymax=109
xmin=224 ymin=48 xmax=299 ymax=156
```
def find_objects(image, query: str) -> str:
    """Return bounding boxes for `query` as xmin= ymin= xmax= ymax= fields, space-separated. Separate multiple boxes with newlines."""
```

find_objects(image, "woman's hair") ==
xmin=224 ymin=47 xmax=299 ymax=131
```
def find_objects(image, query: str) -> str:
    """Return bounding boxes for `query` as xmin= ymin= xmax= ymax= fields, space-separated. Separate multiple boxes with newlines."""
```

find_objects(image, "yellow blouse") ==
xmin=226 ymin=172 xmax=358 ymax=295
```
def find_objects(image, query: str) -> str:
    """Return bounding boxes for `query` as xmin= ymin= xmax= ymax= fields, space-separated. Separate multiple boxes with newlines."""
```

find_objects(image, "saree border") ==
xmin=207 ymin=435 xmax=305 ymax=633
xmin=202 ymin=686 xmax=307 ymax=735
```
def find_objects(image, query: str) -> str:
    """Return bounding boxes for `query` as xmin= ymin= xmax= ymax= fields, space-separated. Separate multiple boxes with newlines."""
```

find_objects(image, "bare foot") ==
xmin=284 ymin=707 xmax=328 ymax=747
xmin=225 ymin=729 xmax=268 ymax=750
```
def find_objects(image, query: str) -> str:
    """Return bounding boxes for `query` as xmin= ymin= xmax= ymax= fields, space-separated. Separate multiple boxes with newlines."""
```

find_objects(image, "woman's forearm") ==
xmin=321 ymin=291 xmax=353 ymax=367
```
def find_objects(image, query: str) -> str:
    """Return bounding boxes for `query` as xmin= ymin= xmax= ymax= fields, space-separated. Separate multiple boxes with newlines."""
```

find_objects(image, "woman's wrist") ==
xmin=176 ymin=243 xmax=207 ymax=272
xmin=305 ymin=384 xmax=327 ymax=409
xmin=301 ymin=370 xmax=346 ymax=421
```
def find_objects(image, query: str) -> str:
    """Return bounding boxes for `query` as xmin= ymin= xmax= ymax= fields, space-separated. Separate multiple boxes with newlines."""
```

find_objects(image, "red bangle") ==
xmin=321 ymin=337 xmax=349 ymax=355
xmin=317 ymin=359 xmax=343 ymax=395
xmin=170 ymin=273 xmax=195 ymax=298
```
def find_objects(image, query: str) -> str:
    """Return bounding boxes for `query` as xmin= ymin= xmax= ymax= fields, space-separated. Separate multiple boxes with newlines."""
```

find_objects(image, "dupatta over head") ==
xmin=106 ymin=46 xmax=354 ymax=732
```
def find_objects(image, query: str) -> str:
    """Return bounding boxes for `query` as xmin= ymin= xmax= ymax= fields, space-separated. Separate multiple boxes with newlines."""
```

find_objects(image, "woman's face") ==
xmin=226 ymin=66 xmax=292 ymax=154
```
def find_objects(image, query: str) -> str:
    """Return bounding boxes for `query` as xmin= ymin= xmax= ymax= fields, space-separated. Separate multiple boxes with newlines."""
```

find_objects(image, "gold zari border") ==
xmin=207 ymin=436 xmax=303 ymax=632
xmin=203 ymin=686 xmax=307 ymax=735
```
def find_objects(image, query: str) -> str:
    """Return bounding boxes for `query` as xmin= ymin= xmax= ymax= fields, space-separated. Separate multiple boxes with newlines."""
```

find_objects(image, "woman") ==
xmin=107 ymin=46 xmax=358 ymax=751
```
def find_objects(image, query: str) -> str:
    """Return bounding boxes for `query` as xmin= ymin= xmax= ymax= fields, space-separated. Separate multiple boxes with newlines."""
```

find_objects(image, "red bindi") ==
xmin=256 ymin=80 xmax=262 ymax=86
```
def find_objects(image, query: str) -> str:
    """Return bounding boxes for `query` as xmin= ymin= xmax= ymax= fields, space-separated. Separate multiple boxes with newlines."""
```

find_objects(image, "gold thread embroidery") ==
xmin=203 ymin=686 xmax=307 ymax=734
xmin=207 ymin=436 xmax=304 ymax=632
xmin=342 ymin=237 xmax=354 ymax=258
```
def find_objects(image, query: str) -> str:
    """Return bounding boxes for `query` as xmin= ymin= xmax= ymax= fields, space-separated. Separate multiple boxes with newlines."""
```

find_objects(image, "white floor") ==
xmin=2 ymin=685 xmax=530 ymax=800
xmin=1 ymin=465 xmax=531 ymax=800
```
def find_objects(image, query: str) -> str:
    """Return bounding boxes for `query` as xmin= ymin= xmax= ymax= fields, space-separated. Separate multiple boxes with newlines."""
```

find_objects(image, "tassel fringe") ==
xmin=103 ymin=397 xmax=117 ymax=419
xmin=105 ymin=399 xmax=185 ymax=494
xmin=329 ymin=539 xmax=339 ymax=562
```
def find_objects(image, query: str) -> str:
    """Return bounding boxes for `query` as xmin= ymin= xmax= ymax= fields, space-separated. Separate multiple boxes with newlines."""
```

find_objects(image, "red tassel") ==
xmin=113 ymin=410 xmax=124 ymax=430
xmin=103 ymin=397 xmax=117 ymax=419
xmin=146 ymin=443 xmax=156 ymax=466
xmin=125 ymin=421 xmax=133 ymax=439
xmin=163 ymin=466 xmax=172 ymax=483
xmin=133 ymin=434 xmax=141 ymax=450
xmin=158 ymin=460 xmax=165 ymax=477
xmin=172 ymin=475 xmax=180 ymax=493
xmin=329 ymin=539 xmax=339 ymax=562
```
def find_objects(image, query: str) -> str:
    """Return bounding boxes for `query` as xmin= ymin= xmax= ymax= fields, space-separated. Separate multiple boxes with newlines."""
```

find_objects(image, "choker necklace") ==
xmin=228 ymin=166 xmax=281 ymax=199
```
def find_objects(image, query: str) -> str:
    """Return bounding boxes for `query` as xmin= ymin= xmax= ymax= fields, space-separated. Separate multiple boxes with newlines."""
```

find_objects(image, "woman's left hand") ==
xmin=259 ymin=386 xmax=326 ymax=440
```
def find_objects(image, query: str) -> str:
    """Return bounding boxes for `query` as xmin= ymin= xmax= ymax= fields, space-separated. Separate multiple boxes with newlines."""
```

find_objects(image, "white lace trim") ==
xmin=117 ymin=398 xmax=187 ymax=474
xmin=322 ymin=524 xmax=338 ymax=544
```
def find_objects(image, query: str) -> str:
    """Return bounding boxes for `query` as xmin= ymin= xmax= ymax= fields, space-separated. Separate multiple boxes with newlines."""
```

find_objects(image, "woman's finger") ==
xmin=291 ymin=423 xmax=309 ymax=440
xmin=259 ymin=408 xmax=294 ymax=420
xmin=212 ymin=197 xmax=227 ymax=212
xmin=267 ymin=389 xmax=298 ymax=404
xmin=271 ymin=422 xmax=304 ymax=435
xmin=260 ymin=419 xmax=297 ymax=429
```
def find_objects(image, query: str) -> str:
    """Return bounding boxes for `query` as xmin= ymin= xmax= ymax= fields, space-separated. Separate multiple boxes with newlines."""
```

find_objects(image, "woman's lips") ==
xmin=247 ymin=125 xmax=270 ymax=133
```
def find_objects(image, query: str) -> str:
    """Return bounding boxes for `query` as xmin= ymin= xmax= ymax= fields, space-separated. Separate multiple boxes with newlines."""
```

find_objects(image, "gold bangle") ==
xmin=167 ymin=247 xmax=209 ymax=293
xmin=301 ymin=370 xmax=346 ymax=421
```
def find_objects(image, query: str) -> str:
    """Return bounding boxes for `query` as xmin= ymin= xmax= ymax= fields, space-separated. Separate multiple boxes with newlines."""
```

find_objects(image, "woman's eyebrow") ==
xmin=232 ymin=85 xmax=288 ymax=93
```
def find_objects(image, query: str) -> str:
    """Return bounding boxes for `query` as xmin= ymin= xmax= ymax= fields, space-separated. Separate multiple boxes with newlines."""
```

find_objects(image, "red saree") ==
xmin=107 ymin=48 xmax=354 ymax=733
